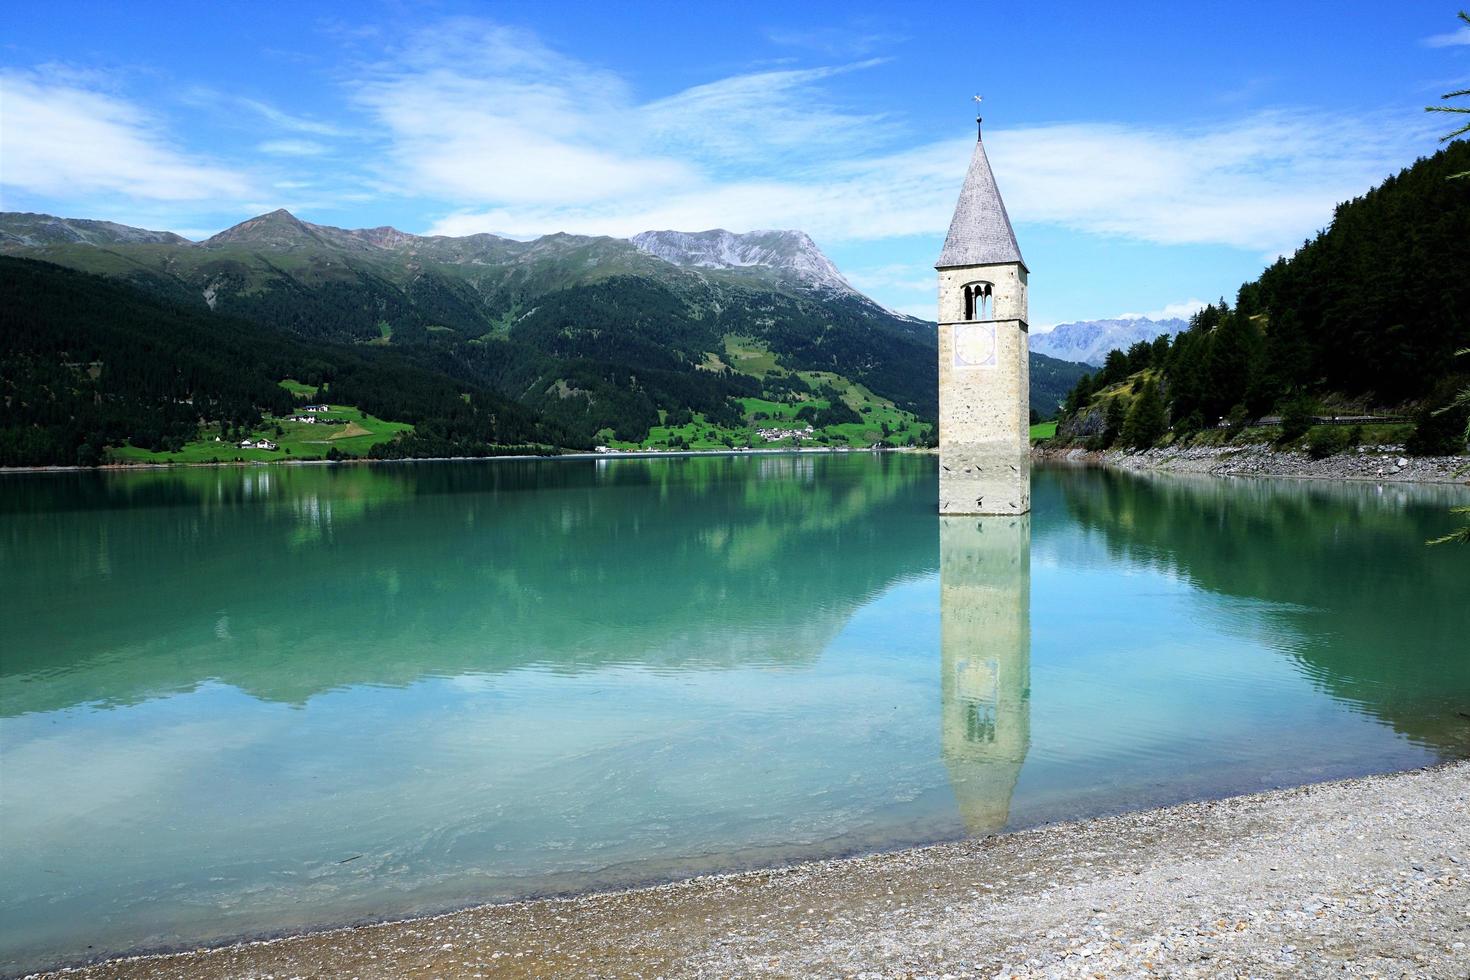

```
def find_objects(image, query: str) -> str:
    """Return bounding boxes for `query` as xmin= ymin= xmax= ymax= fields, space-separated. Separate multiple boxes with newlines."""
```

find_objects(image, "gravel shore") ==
xmin=1034 ymin=443 xmax=1469 ymax=485
xmin=36 ymin=761 xmax=1470 ymax=979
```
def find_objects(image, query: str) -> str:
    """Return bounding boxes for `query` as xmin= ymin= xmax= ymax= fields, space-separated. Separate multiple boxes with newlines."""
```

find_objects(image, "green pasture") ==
xmin=111 ymin=402 xmax=412 ymax=465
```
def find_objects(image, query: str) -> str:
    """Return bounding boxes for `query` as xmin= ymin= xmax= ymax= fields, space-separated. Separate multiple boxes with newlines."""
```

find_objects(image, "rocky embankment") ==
xmin=1035 ymin=442 xmax=1469 ymax=485
xmin=36 ymin=763 xmax=1470 ymax=979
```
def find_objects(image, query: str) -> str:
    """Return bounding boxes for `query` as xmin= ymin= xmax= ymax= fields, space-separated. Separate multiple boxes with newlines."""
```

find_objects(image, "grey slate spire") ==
xmin=935 ymin=129 xmax=1025 ymax=270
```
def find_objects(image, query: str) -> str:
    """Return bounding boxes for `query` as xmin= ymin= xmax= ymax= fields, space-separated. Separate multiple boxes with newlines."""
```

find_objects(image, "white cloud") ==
xmin=990 ymin=112 xmax=1434 ymax=251
xmin=845 ymin=263 xmax=933 ymax=296
xmin=258 ymin=138 xmax=329 ymax=156
xmin=764 ymin=25 xmax=908 ymax=57
xmin=1150 ymin=298 xmax=1209 ymax=320
xmin=1424 ymin=26 xmax=1470 ymax=47
xmin=639 ymin=60 xmax=894 ymax=167
xmin=424 ymin=111 xmax=1427 ymax=258
xmin=235 ymin=97 xmax=347 ymax=136
xmin=1 ymin=16 xmax=1437 ymax=278
xmin=366 ymin=21 xmax=1431 ymax=263
xmin=353 ymin=19 xmax=694 ymax=206
xmin=0 ymin=72 xmax=251 ymax=202
xmin=1113 ymin=299 xmax=1209 ymax=322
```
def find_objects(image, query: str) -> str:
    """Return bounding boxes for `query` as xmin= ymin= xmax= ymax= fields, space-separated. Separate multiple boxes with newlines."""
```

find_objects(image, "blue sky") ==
xmin=3 ymin=1 xmax=1467 ymax=326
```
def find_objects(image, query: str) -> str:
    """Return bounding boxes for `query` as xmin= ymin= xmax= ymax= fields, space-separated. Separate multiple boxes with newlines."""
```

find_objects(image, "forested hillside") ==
xmin=2 ymin=211 xmax=1092 ymax=461
xmin=1054 ymin=141 xmax=1470 ymax=454
xmin=0 ymin=258 xmax=940 ymax=464
xmin=0 ymin=259 xmax=564 ymax=466
xmin=1 ymin=211 xmax=944 ymax=435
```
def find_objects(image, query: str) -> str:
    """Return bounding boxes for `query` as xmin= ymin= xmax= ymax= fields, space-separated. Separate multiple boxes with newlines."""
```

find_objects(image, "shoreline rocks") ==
xmin=1034 ymin=442 xmax=1469 ymax=485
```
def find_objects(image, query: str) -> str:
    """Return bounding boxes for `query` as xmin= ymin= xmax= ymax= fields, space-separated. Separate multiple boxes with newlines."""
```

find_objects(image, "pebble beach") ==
xmin=34 ymin=761 xmax=1470 ymax=980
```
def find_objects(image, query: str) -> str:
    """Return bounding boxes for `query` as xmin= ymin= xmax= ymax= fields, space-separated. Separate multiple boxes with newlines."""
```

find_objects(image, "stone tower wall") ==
xmin=937 ymin=263 xmax=1030 ymax=515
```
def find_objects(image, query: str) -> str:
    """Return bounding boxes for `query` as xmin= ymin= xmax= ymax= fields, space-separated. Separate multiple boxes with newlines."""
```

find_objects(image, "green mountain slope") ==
xmin=0 ymin=258 xmax=566 ymax=466
xmin=2 ymin=211 xmax=1086 ymax=442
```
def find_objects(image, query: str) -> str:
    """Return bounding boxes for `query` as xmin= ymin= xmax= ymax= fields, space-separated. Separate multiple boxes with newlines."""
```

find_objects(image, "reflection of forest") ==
xmin=940 ymin=516 xmax=1031 ymax=836
xmin=1 ymin=455 xmax=938 ymax=714
xmin=1042 ymin=466 xmax=1470 ymax=753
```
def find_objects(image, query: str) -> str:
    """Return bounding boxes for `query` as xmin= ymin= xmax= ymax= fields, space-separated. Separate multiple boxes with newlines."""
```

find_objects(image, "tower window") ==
xmin=962 ymin=281 xmax=994 ymax=320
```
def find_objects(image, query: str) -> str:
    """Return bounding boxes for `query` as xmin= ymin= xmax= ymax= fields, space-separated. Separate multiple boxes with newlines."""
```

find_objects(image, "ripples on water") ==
xmin=1 ymin=456 xmax=1467 ymax=973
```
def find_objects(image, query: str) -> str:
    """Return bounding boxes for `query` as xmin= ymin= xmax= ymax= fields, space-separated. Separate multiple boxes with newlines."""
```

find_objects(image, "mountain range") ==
xmin=1031 ymin=316 xmax=1188 ymax=367
xmin=1 ymin=209 xmax=1092 ymax=464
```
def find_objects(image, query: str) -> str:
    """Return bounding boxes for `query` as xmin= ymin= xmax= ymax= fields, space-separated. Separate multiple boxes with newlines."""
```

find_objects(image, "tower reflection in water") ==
xmin=939 ymin=515 xmax=1032 ymax=836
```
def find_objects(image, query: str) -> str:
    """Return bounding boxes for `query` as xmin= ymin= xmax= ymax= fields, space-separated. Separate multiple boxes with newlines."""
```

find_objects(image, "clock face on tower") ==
xmin=953 ymin=322 xmax=998 ymax=369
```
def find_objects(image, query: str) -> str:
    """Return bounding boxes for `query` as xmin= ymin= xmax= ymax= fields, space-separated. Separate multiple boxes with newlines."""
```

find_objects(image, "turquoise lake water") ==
xmin=2 ymin=455 xmax=1468 ymax=973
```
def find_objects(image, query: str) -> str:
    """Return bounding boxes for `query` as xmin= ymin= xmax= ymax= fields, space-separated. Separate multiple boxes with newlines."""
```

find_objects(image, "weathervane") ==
xmin=973 ymin=94 xmax=984 ymax=140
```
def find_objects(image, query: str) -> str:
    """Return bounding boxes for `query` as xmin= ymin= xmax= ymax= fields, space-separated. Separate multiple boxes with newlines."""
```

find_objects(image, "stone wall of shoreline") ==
xmin=1034 ymin=441 xmax=1470 ymax=485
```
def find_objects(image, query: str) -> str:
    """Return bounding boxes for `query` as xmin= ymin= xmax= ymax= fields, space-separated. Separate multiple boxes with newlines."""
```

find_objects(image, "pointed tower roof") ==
xmin=935 ymin=129 xmax=1025 ymax=270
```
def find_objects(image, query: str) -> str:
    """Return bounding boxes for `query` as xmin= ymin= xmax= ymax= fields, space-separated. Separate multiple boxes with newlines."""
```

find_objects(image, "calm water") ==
xmin=2 ymin=455 xmax=1468 ymax=973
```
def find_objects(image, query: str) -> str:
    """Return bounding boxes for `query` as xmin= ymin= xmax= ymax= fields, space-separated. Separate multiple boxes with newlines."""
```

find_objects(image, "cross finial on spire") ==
xmin=973 ymin=94 xmax=984 ymax=141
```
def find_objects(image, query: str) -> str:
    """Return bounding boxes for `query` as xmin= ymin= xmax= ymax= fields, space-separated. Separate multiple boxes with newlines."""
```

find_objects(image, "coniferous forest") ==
xmin=1055 ymin=141 xmax=1470 ymax=454
xmin=0 ymin=258 xmax=566 ymax=467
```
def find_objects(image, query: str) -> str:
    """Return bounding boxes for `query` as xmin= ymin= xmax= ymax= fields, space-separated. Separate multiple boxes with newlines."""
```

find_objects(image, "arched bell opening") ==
xmin=962 ymin=281 xmax=995 ymax=321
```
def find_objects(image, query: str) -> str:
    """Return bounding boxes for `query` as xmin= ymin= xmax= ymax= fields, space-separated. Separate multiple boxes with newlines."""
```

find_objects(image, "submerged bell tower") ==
xmin=935 ymin=106 xmax=1030 ymax=515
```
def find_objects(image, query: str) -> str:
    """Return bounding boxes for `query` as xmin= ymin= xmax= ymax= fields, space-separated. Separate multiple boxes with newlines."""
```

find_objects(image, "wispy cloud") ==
xmin=764 ymin=24 xmax=908 ymax=57
xmin=235 ymin=97 xmax=347 ymax=136
xmin=991 ymin=112 xmax=1435 ymax=251
xmin=365 ymin=19 xmax=1431 ymax=260
xmin=258 ymin=138 xmax=330 ymax=156
xmin=1424 ymin=26 xmax=1470 ymax=47
xmin=0 ymin=14 xmax=1441 ymax=278
xmin=353 ymin=19 xmax=694 ymax=206
xmin=180 ymin=88 xmax=351 ymax=138
xmin=0 ymin=71 xmax=251 ymax=202
xmin=845 ymin=263 xmax=933 ymax=296
xmin=423 ymin=111 xmax=1431 ymax=257
xmin=1114 ymin=299 xmax=1209 ymax=322
xmin=640 ymin=60 xmax=895 ymax=166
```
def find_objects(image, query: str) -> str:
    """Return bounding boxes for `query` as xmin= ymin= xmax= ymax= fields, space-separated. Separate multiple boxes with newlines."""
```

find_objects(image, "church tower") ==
xmin=935 ymin=112 xmax=1030 ymax=515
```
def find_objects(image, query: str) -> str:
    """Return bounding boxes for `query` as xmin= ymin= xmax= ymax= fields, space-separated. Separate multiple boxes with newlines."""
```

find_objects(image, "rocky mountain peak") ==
xmin=204 ymin=209 xmax=325 ymax=248
xmin=1030 ymin=316 xmax=1189 ymax=367
xmin=629 ymin=228 xmax=855 ymax=295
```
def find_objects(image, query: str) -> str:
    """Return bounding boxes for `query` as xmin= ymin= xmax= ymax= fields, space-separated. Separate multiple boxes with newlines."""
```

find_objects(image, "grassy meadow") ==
xmin=110 ymin=380 xmax=412 ymax=464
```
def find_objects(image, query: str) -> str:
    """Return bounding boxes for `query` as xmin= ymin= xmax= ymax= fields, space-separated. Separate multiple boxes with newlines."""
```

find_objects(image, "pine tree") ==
xmin=1102 ymin=397 xmax=1127 ymax=448
xmin=1202 ymin=311 xmax=1262 ymax=421
xmin=1098 ymin=350 xmax=1129 ymax=388
xmin=1122 ymin=380 xmax=1167 ymax=448
xmin=1063 ymin=373 xmax=1095 ymax=416
xmin=1426 ymin=11 xmax=1470 ymax=179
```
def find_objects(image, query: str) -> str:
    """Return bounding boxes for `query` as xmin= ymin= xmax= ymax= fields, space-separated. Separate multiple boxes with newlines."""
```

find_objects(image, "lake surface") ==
xmin=2 ymin=455 xmax=1468 ymax=974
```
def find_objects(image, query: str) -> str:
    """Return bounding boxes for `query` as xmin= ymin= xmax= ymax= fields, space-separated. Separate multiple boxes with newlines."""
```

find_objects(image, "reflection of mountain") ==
xmin=1046 ymin=466 xmax=1470 ymax=753
xmin=940 ymin=516 xmax=1031 ymax=836
xmin=1 ymin=455 xmax=938 ymax=715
